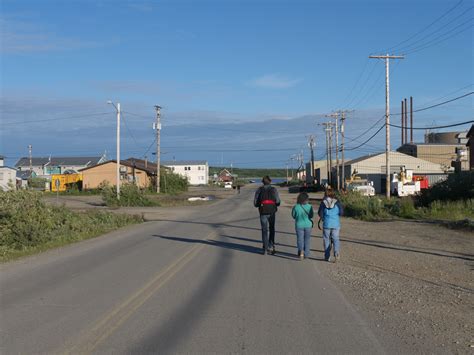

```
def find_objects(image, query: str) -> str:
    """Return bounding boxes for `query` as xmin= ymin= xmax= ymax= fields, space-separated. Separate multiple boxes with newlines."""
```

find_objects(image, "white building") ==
xmin=162 ymin=160 xmax=209 ymax=185
xmin=0 ymin=166 xmax=17 ymax=191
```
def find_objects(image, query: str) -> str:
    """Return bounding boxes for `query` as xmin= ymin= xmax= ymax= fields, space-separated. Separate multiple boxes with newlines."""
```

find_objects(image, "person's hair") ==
xmin=262 ymin=176 xmax=272 ymax=185
xmin=297 ymin=192 xmax=309 ymax=204
xmin=325 ymin=187 xmax=336 ymax=198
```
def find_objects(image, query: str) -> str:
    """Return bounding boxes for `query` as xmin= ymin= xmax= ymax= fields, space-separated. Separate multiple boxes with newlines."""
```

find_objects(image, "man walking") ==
xmin=254 ymin=176 xmax=281 ymax=255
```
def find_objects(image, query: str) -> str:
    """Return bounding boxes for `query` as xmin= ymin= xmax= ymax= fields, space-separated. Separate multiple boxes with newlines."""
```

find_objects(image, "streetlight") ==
xmin=108 ymin=100 xmax=121 ymax=200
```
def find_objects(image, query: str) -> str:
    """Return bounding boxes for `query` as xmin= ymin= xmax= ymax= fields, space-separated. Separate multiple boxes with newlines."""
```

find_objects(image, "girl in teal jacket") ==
xmin=291 ymin=192 xmax=314 ymax=260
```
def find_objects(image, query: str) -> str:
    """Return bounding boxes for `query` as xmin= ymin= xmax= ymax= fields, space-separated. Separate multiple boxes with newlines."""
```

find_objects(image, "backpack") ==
xmin=257 ymin=186 xmax=277 ymax=215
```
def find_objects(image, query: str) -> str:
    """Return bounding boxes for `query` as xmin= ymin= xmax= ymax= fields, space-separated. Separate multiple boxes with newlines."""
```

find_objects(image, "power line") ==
xmin=389 ymin=119 xmax=473 ymax=130
xmin=121 ymin=112 xmax=141 ymax=149
xmin=345 ymin=123 xmax=386 ymax=152
xmin=391 ymin=92 xmax=473 ymax=115
xmin=382 ymin=0 xmax=465 ymax=52
xmin=403 ymin=18 xmax=473 ymax=55
xmin=396 ymin=6 xmax=472 ymax=53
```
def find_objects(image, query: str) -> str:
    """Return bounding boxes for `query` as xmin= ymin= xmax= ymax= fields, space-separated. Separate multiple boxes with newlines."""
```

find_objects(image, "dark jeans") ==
xmin=259 ymin=213 xmax=276 ymax=250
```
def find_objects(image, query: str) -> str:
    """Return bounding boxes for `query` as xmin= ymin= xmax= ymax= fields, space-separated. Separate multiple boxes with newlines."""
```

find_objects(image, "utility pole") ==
xmin=108 ymin=101 xmax=121 ymax=200
xmin=328 ymin=125 xmax=333 ymax=187
xmin=308 ymin=135 xmax=315 ymax=184
xmin=339 ymin=110 xmax=353 ymax=190
xmin=320 ymin=122 xmax=332 ymax=186
xmin=154 ymin=105 xmax=162 ymax=193
xmin=369 ymin=54 xmax=404 ymax=198
xmin=325 ymin=113 xmax=340 ymax=190
xmin=28 ymin=144 xmax=33 ymax=175
xmin=116 ymin=103 xmax=121 ymax=199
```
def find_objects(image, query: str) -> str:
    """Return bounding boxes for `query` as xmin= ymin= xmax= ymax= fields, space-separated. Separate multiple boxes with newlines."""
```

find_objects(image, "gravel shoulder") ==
xmin=280 ymin=189 xmax=474 ymax=354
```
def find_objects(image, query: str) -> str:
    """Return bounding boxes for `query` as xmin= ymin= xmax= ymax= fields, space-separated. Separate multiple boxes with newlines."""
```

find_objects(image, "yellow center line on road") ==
xmin=63 ymin=231 xmax=216 ymax=354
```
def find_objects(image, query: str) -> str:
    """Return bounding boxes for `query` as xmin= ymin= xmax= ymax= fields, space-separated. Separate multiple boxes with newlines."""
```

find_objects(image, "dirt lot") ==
xmin=281 ymin=189 xmax=474 ymax=354
xmin=42 ymin=186 xmax=236 ymax=219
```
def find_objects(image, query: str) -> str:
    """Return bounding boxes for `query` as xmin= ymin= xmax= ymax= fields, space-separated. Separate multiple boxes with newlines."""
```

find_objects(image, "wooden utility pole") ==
xmin=154 ymin=105 xmax=162 ymax=193
xmin=339 ymin=110 xmax=353 ymax=189
xmin=325 ymin=113 xmax=340 ymax=190
xmin=308 ymin=135 xmax=315 ymax=184
xmin=369 ymin=54 xmax=404 ymax=198
xmin=28 ymin=144 xmax=33 ymax=175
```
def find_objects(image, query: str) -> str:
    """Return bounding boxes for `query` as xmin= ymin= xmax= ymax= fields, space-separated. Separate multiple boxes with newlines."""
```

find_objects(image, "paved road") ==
xmin=1 ymin=186 xmax=387 ymax=354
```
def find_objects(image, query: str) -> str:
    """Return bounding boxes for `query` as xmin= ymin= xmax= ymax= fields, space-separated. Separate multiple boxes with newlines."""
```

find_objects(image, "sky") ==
xmin=1 ymin=0 xmax=472 ymax=168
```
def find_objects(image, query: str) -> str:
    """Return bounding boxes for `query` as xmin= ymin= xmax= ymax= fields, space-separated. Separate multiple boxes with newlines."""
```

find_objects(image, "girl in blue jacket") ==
xmin=318 ymin=188 xmax=344 ymax=262
xmin=291 ymin=192 xmax=314 ymax=260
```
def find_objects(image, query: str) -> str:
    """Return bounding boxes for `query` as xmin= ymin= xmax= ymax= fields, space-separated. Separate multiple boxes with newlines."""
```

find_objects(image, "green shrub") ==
xmin=0 ymin=189 xmax=141 ymax=261
xmin=101 ymin=183 xmax=156 ymax=207
xmin=420 ymin=199 xmax=473 ymax=220
xmin=417 ymin=171 xmax=474 ymax=207
xmin=160 ymin=171 xmax=189 ymax=194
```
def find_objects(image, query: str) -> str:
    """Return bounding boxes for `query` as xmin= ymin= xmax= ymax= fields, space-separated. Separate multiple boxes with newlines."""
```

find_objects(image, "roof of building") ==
xmin=162 ymin=160 xmax=208 ymax=166
xmin=15 ymin=156 xmax=104 ymax=167
xmin=79 ymin=159 xmax=158 ymax=175
xmin=399 ymin=142 xmax=465 ymax=147
xmin=346 ymin=151 xmax=445 ymax=173
xmin=467 ymin=124 xmax=474 ymax=138
xmin=0 ymin=166 xmax=16 ymax=171
xmin=16 ymin=170 xmax=34 ymax=179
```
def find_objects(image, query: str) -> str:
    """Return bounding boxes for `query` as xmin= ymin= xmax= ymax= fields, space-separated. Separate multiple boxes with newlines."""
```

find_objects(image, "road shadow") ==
xmin=223 ymin=234 xmax=325 ymax=254
xmin=154 ymin=235 xmax=263 ymax=255
xmin=340 ymin=237 xmax=474 ymax=261
xmin=154 ymin=218 xmax=295 ymax=236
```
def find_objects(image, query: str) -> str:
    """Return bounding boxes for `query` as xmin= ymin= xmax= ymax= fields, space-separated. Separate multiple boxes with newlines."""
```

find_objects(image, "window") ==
xmin=187 ymin=166 xmax=191 ymax=170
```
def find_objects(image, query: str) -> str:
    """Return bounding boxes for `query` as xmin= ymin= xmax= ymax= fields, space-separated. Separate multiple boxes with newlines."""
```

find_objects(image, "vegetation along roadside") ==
xmin=337 ymin=171 xmax=474 ymax=229
xmin=0 ymin=189 xmax=143 ymax=262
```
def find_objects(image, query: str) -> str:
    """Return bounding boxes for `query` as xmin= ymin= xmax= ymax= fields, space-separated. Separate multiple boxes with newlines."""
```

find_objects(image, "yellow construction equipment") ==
xmin=51 ymin=173 xmax=83 ymax=192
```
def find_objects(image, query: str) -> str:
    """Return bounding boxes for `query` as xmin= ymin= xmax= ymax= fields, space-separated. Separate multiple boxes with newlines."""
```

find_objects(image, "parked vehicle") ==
xmin=391 ymin=168 xmax=421 ymax=197
xmin=346 ymin=170 xmax=375 ymax=196
xmin=224 ymin=181 xmax=233 ymax=189
xmin=347 ymin=180 xmax=375 ymax=196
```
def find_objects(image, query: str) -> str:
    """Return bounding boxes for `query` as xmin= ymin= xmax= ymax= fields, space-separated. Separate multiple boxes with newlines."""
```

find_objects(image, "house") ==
xmin=217 ymin=168 xmax=233 ymax=182
xmin=467 ymin=125 xmax=474 ymax=170
xmin=162 ymin=160 xmax=209 ymax=185
xmin=0 ymin=155 xmax=4 ymax=167
xmin=15 ymin=156 xmax=106 ymax=176
xmin=343 ymin=151 xmax=447 ymax=194
xmin=80 ymin=159 xmax=157 ymax=190
xmin=0 ymin=166 xmax=17 ymax=191
xmin=16 ymin=170 xmax=35 ymax=189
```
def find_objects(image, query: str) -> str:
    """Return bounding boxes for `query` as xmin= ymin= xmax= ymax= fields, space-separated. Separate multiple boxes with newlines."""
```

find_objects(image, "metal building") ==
xmin=343 ymin=151 xmax=447 ymax=194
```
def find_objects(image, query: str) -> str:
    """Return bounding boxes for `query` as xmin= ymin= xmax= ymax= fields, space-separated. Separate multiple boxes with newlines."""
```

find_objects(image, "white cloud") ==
xmin=0 ymin=17 xmax=103 ymax=54
xmin=249 ymin=74 xmax=302 ymax=89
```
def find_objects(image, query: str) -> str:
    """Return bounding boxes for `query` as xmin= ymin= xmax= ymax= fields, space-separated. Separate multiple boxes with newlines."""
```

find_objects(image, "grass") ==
xmin=337 ymin=191 xmax=473 ymax=224
xmin=0 ymin=189 xmax=143 ymax=262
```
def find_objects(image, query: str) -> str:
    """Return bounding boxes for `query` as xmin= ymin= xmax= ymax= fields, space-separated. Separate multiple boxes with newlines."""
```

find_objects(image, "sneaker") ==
xmin=299 ymin=252 xmax=304 ymax=260
xmin=326 ymin=256 xmax=331 ymax=262
xmin=262 ymin=248 xmax=267 ymax=255
xmin=271 ymin=246 xmax=276 ymax=255
xmin=335 ymin=253 xmax=340 ymax=262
